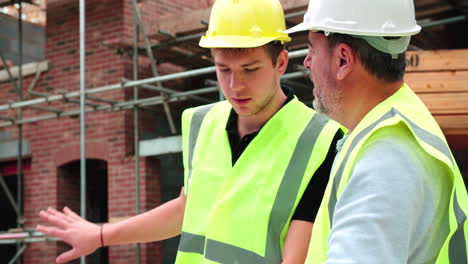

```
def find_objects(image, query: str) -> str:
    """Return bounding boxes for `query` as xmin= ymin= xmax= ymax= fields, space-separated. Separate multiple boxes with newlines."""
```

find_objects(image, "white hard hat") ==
xmin=286 ymin=0 xmax=421 ymax=36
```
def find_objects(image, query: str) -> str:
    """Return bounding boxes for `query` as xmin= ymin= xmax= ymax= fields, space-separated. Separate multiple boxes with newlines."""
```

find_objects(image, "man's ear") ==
xmin=276 ymin=49 xmax=289 ymax=75
xmin=334 ymin=43 xmax=355 ymax=80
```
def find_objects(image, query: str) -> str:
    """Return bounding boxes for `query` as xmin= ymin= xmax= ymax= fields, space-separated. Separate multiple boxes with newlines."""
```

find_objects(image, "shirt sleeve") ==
xmin=324 ymin=124 xmax=448 ymax=264
xmin=292 ymin=130 xmax=343 ymax=222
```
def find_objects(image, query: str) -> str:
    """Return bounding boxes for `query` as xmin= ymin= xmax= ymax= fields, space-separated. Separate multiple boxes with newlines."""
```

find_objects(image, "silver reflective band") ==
xmin=328 ymin=110 xmax=393 ymax=226
xmin=178 ymin=232 xmax=205 ymax=254
xmin=206 ymin=238 xmax=266 ymax=264
xmin=265 ymin=112 xmax=331 ymax=263
xmin=186 ymin=103 xmax=216 ymax=196
xmin=393 ymin=108 xmax=453 ymax=166
xmin=449 ymin=190 xmax=467 ymax=264
xmin=180 ymin=103 xmax=334 ymax=263
xmin=179 ymin=232 xmax=265 ymax=263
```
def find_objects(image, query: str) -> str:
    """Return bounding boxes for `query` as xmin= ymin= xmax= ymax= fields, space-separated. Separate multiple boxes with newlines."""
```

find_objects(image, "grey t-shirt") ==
xmin=325 ymin=123 xmax=452 ymax=264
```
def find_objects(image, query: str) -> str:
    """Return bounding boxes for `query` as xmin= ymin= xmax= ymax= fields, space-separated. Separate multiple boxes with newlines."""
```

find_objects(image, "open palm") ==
xmin=36 ymin=207 xmax=101 ymax=264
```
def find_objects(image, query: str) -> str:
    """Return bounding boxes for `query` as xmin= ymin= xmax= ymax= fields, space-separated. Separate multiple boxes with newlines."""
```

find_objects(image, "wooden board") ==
xmin=147 ymin=8 xmax=211 ymax=39
xmin=405 ymin=70 xmax=468 ymax=93
xmin=147 ymin=1 xmax=309 ymax=40
xmin=417 ymin=92 xmax=468 ymax=115
xmin=434 ymin=114 xmax=468 ymax=136
xmin=406 ymin=49 xmax=468 ymax=72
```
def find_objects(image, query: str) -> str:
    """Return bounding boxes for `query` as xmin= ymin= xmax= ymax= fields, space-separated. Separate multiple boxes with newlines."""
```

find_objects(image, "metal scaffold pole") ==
xmin=79 ymin=0 xmax=87 ymax=263
xmin=133 ymin=7 xmax=142 ymax=264
xmin=16 ymin=1 xmax=24 ymax=263
xmin=130 ymin=0 xmax=177 ymax=134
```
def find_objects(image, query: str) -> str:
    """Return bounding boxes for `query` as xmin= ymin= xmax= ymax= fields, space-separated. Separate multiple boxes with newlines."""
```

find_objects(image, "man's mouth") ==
xmin=233 ymin=98 xmax=251 ymax=104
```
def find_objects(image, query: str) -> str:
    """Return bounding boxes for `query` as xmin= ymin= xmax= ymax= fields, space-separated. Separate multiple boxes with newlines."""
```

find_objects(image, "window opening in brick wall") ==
xmin=57 ymin=159 xmax=108 ymax=264
xmin=0 ymin=174 xmax=17 ymax=263
xmin=159 ymin=153 xmax=183 ymax=264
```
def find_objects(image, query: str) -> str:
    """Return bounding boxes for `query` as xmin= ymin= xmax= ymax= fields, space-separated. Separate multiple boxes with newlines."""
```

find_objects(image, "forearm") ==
xmin=104 ymin=194 xmax=185 ymax=246
xmin=282 ymin=220 xmax=313 ymax=264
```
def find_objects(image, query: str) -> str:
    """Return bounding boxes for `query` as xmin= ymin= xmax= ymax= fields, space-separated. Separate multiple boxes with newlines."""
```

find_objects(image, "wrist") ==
xmin=100 ymin=224 xmax=105 ymax=247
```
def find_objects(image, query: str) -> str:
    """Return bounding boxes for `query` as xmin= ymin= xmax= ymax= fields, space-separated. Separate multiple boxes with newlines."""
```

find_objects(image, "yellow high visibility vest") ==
xmin=306 ymin=83 xmax=468 ymax=264
xmin=176 ymin=98 xmax=341 ymax=263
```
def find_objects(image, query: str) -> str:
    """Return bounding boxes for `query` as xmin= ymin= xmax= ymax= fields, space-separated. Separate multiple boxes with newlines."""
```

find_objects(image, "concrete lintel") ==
xmin=139 ymin=135 xmax=182 ymax=157
xmin=0 ymin=140 xmax=30 ymax=160
xmin=0 ymin=60 xmax=48 ymax=82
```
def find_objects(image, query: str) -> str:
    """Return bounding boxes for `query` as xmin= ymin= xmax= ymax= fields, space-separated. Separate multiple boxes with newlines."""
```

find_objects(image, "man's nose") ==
xmin=229 ymin=72 xmax=244 ymax=90
xmin=303 ymin=54 xmax=311 ymax=69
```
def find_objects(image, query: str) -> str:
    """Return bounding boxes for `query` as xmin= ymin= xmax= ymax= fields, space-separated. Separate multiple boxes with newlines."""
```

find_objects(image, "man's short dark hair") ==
xmin=211 ymin=41 xmax=285 ymax=65
xmin=263 ymin=41 xmax=285 ymax=65
xmin=326 ymin=33 xmax=406 ymax=82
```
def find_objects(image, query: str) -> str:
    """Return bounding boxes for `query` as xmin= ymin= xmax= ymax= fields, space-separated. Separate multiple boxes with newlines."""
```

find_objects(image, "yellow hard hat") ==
xmin=199 ymin=0 xmax=291 ymax=48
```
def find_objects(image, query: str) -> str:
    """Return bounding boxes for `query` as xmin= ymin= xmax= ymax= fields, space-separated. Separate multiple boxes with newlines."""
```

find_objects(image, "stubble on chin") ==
xmin=313 ymin=98 xmax=330 ymax=116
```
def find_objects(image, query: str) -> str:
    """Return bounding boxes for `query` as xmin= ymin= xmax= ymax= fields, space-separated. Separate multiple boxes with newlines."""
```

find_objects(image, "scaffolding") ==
xmin=0 ymin=0 xmax=467 ymax=263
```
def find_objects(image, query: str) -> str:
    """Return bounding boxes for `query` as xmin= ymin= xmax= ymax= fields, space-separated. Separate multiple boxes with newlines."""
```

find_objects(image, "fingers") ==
xmin=49 ymin=207 xmax=75 ymax=223
xmin=36 ymin=224 xmax=66 ymax=240
xmin=39 ymin=209 xmax=71 ymax=230
xmin=63 ymin=206 xmax=82 ymax=221
xmin=56 ymin=248 xmax=79 ymax=264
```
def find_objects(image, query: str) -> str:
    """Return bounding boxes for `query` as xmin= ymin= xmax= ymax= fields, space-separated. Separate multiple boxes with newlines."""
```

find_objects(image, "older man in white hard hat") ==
xmin=287 ymin=0 xmax=468 ymax=263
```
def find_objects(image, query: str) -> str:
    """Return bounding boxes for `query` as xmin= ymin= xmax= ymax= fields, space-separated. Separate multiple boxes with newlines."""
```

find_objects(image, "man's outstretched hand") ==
xmin=36 ymin=207 xmax=101 ymax=264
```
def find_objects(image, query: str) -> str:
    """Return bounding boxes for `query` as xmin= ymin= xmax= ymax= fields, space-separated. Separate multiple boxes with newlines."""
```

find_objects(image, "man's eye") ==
xmin=219 ymin=68 xmax=230 ymax=72
xmin=245 ymin=68 xmax=258 ymax=72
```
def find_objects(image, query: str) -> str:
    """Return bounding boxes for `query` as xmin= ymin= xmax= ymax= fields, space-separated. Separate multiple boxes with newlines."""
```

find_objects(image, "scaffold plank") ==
xmin=0 ymin=61 xmax=48 ymax=82
xmin=0 ymin=140 xmax=30 ymax=160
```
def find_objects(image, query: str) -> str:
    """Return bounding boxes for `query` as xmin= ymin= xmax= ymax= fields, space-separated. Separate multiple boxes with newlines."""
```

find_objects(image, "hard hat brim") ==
xmin=199 ymin=35 xmax=291 ymax=48
xmin=285 ymin=22 xmax=313 ymax=34
xmin=286 ymin=22 xmax=421 ymax=36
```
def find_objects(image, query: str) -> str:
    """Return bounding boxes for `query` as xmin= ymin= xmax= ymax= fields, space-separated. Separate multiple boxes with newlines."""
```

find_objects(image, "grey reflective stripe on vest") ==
xmin=265 ymin=112 xmax=331 ymax=263
xmin=449 ymin=190 xmax=468 ymax=264
xmin=179 ymin=231 xmax=266 ymax=263
xmin=394 ymin=108 xmax=454 ymax=167
xmin=179 ymin=112 xmax=332 ymax=263
xmin=206 ymin=238 xmax=265 ymax=264
xmin=327 ymin=107 xmax=466 ymax=263
xmin=328 ymin=110 xmax=394 ymax=226
xmin=178 ymin=232 xmax=205 ymax=254
xmin=186 ymin=103 xmax=216 ymax=196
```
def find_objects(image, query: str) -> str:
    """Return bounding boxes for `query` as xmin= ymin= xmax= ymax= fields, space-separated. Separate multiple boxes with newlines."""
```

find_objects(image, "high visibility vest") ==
xmin=306 ymin=83 xmax=468 ymax=264
xmin=176 ymin=98 xmax=341 ymax=264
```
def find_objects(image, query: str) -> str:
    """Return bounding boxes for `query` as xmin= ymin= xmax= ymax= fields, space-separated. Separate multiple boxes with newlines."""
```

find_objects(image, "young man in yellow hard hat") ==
xmin=37 ymin=0 xmax=342 ymax=263
xmin=287 ymin=0 xmax=468 ymax=263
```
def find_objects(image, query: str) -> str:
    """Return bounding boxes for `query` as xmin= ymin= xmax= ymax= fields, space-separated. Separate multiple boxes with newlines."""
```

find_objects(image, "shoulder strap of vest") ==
xmin=328 ymin=107 xmax=455 ymax=227
xmin=185 ymin=103 xmax=217 ymax=196
xmin=264 ymin=111 xmax=335 ymax=263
